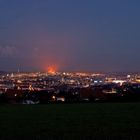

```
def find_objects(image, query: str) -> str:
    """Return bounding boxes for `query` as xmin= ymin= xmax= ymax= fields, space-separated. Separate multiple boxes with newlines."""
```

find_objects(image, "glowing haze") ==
xmin=0 ymin=0 xmax=140 ymax=72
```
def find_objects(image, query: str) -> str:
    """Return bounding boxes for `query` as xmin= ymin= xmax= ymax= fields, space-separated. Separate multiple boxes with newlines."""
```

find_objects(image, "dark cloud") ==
xmin=0 ymin=45 xmax=18 ymax=57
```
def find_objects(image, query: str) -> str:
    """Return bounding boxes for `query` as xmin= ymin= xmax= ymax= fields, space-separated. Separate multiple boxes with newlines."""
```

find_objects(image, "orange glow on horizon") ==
xmin=47 ymin=65 xmax=57 ymax=74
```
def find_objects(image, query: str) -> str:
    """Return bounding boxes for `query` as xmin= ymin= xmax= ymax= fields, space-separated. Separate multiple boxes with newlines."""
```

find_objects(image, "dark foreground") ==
xmin=0 ymin=103 xmax=140 ymax=140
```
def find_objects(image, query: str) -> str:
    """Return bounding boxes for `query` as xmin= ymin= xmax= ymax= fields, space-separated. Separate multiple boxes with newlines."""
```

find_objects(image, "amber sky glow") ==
xmin=0 ymin=0 xmax=140 ymax=72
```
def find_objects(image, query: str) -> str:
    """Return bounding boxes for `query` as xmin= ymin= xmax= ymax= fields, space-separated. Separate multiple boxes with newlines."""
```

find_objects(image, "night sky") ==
xmin=0 ymin=0 xmax=140 ymax=72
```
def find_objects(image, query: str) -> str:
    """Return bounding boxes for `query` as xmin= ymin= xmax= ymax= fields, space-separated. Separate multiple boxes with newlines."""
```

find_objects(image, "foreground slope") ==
xmin=0 ymin=103 xmax=140 ymax=140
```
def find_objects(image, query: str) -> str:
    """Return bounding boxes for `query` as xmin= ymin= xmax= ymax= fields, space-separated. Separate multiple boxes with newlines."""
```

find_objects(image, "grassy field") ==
xmin=0 ymin=103 xmax=140 ymax=140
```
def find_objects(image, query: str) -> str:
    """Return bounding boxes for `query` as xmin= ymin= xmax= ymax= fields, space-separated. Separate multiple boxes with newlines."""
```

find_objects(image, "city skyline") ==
xmin=0 ymin=0 xmax=140 ymax=72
